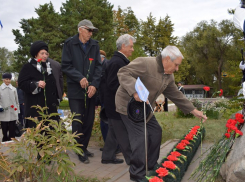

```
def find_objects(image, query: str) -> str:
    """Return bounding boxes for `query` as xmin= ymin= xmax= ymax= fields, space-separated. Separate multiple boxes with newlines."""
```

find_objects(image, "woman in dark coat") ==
xmin=18 ymin=41 xmax=63 ymax=128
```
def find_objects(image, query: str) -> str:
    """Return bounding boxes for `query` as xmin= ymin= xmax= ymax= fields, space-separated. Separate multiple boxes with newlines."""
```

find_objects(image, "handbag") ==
xmin=15 ymin=120 xmax=24 ymax=137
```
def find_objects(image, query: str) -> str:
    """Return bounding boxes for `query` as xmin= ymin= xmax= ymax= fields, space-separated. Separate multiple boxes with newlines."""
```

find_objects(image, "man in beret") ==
xmin=115 ymin=45 xmax=207 ymax=181
xmin=61 ymin=19 xmax=102 ymax=164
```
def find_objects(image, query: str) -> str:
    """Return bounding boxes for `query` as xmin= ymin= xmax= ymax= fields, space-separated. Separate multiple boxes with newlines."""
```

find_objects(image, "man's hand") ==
xmin=80 ymin=78 xmax=89 ymax=89
xmin=190 ymin=109 xmax=207 ymax=122
xmin=133 ymin=92 xmax=142 ymax=102
xmin=87 ymin=86 xmax=96 ymax=98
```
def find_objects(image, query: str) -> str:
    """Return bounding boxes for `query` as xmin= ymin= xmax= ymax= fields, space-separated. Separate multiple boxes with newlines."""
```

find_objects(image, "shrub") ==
xmin=0 ymin=105 xmax=83 ymax=182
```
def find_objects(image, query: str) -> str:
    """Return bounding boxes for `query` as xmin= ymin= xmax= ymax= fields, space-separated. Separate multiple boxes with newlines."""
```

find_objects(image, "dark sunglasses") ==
xmin=83 ymin=27 xmax=94 ymax=33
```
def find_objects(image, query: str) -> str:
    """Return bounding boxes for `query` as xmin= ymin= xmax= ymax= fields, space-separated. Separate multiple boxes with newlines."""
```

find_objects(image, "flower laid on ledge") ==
xmin=191 ymin=113 xmax=244 ymax=182
xmin=144 ymin=125 xmax=205 ymax=182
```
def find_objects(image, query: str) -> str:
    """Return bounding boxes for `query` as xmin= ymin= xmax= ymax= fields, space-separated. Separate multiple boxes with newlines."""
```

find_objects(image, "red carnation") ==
xmin=235 ymin=113 xmax=243 ymax=119
xmin=236 ymin=129 xmax=243 ymax=136
xmin=37 ymin=59 xmax=42 ymax=62
xmin=162 ymin=161 xmax=176 ymax=170
xmin=185 ymin=134 xmax=194 ymax=141
xmin=10 ymin=105 xmax=14 ymax=108
xmin=192 ymin=126 xmax=200 ymax=130
xmin=203 ymin=86 xmax=210 ymax=91
xmin=171 ymin=151 xmax=181 ymax=157
xmin=219 ymin=89 xmax=223 ymax=96
xmin=156 ymin=167 xmax=169 ymax=178
xmin=89 ymin=58 xmax=94 ymax=61
xmin=14 ymin=108 xmax=17 ymax=111
xmin=225 ymin=133 xmax=230 ymax=138
xmin=176 ymin=143 xmax=186 ymax=150
xmin=149 ymin=176 xmax=164 ymax=182
xmin=181 ymin=140 xmax=190 ymax=145
xmin=167 ymin=155 xmax=178 ymax=161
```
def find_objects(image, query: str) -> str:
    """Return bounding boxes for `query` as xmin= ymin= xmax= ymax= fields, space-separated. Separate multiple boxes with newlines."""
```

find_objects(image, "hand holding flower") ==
xmin=38 ymin=80 xmax=46 ymax=89
xmin=80 ymin=78 xmax=89 ymax=89
xmin=190 ymin=109 xmax=207 ymax=122
xmin=87 ymin=85 xmax=96 ymax=98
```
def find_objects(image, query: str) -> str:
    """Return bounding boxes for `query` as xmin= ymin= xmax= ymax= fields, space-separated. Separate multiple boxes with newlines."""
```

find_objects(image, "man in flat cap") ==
xmin=62 ymin=19 xmax=102 ymax=164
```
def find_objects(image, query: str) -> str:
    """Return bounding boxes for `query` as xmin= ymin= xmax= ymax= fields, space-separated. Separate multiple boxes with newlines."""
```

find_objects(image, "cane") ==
xmin=144 ymin=101 xmax=148 ymax=176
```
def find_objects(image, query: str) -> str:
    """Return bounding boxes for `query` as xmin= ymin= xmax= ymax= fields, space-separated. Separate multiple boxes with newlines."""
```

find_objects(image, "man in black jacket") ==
xmin=101 ymin=34 xmax=135 ymax=165
xmin=61 ymin=19 xmax=102 ymax=164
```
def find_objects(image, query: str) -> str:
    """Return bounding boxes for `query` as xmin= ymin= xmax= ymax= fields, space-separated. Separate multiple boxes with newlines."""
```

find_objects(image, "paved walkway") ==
xmin=68 ymin=140 xmax=212 ymax=182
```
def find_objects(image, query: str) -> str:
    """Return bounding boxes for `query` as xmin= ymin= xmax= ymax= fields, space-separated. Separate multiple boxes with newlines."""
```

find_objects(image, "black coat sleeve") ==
xmin=18 ymin=64 xmax=40 ymax=94
xmin=61 ymin=41 xmax=85 ymax=83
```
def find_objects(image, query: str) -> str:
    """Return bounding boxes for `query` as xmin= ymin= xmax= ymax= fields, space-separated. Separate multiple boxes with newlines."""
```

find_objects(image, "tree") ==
xmin=12 ymin=2 xmax=62 ymax=73
xmin=0 ymin=47 xmax=15 ymax=74
xmin=137 ymin=13 xmax=177 ymax=57
xmin=181 ymin=20 xmax=241 ymax=90
xmin=60 ymin=0 xmax=115 ymax=58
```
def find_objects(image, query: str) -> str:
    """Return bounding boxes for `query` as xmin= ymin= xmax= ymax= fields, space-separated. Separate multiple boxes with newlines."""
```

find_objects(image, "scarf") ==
xmin=28 ymin=58 xmax=52 ymax=75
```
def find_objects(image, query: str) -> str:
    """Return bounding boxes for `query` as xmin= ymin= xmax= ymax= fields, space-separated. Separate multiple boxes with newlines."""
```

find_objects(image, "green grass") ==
xmin=155 ymin=111 xmax=227 ymax=144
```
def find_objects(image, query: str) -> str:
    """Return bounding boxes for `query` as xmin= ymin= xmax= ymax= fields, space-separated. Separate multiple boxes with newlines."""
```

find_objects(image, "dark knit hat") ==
xmin=30 ymin=41 xmax=49 ymax=58
xmin=2 ymin=73 xmax=12 ymax=80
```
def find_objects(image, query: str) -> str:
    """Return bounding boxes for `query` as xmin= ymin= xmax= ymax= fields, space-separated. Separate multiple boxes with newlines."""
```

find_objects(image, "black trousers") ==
xmin=120 ymin=114 xmax=162 ymax=179
xmin=18 ymin=103 xmax=25 ymax=126
xmin=102 ymin=118 xmax=131 ymax=164
xmin=1 ymin=120 xmax=16 ymax=142
xmin=69 ymin=98 xmax=95 ymax=151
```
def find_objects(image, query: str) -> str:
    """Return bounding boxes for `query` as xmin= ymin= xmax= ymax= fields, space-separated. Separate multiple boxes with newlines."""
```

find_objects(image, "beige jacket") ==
xmin=115 ymin=55 xmax=195 ymax=122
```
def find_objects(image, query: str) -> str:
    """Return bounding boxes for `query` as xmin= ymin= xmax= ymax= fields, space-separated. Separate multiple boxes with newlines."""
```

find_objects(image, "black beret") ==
xmin=30 ymin=41 xmax=49 ymax=58
xmin=2 ymin=73 xmax=12 ymax=79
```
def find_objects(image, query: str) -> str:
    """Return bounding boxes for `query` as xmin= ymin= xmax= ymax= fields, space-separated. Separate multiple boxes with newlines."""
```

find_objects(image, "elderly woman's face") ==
xmin=36 ymin=49 xmax=49 ymax=62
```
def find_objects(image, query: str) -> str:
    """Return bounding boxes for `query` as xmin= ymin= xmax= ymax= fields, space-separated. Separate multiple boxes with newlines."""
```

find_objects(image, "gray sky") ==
xmin=0 ymin=0 xmax=239 ymax=52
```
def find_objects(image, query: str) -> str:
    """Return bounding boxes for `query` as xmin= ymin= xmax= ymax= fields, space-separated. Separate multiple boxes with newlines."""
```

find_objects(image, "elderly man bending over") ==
xmin=115 ymin=45 xmax=207 ymax=182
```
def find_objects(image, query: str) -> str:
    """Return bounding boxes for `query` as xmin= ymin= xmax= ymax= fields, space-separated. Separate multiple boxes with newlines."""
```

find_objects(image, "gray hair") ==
xmin=116 ymin=34 xmax=136 ymax=51
xmin=161 ymin=46 xmax=184 ymax=61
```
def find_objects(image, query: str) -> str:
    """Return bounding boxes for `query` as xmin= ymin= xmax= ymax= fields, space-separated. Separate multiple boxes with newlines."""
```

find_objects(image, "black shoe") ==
xmin=101 ymin=158 xmax=124 ymax=164
xmin=78 ymin=154 xmax=90 ymax=164
xmin=130 ymin=175 xmax=143 ymax=182
xmin=84 ymin=150 xmax=94 ymax=157
xmin=100 ymin=148 xmax=103 ymax=151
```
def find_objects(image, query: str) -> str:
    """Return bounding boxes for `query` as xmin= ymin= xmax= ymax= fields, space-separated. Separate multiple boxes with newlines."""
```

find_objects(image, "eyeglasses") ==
xmin=82 ymin=27 xmax=94 ymax=33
